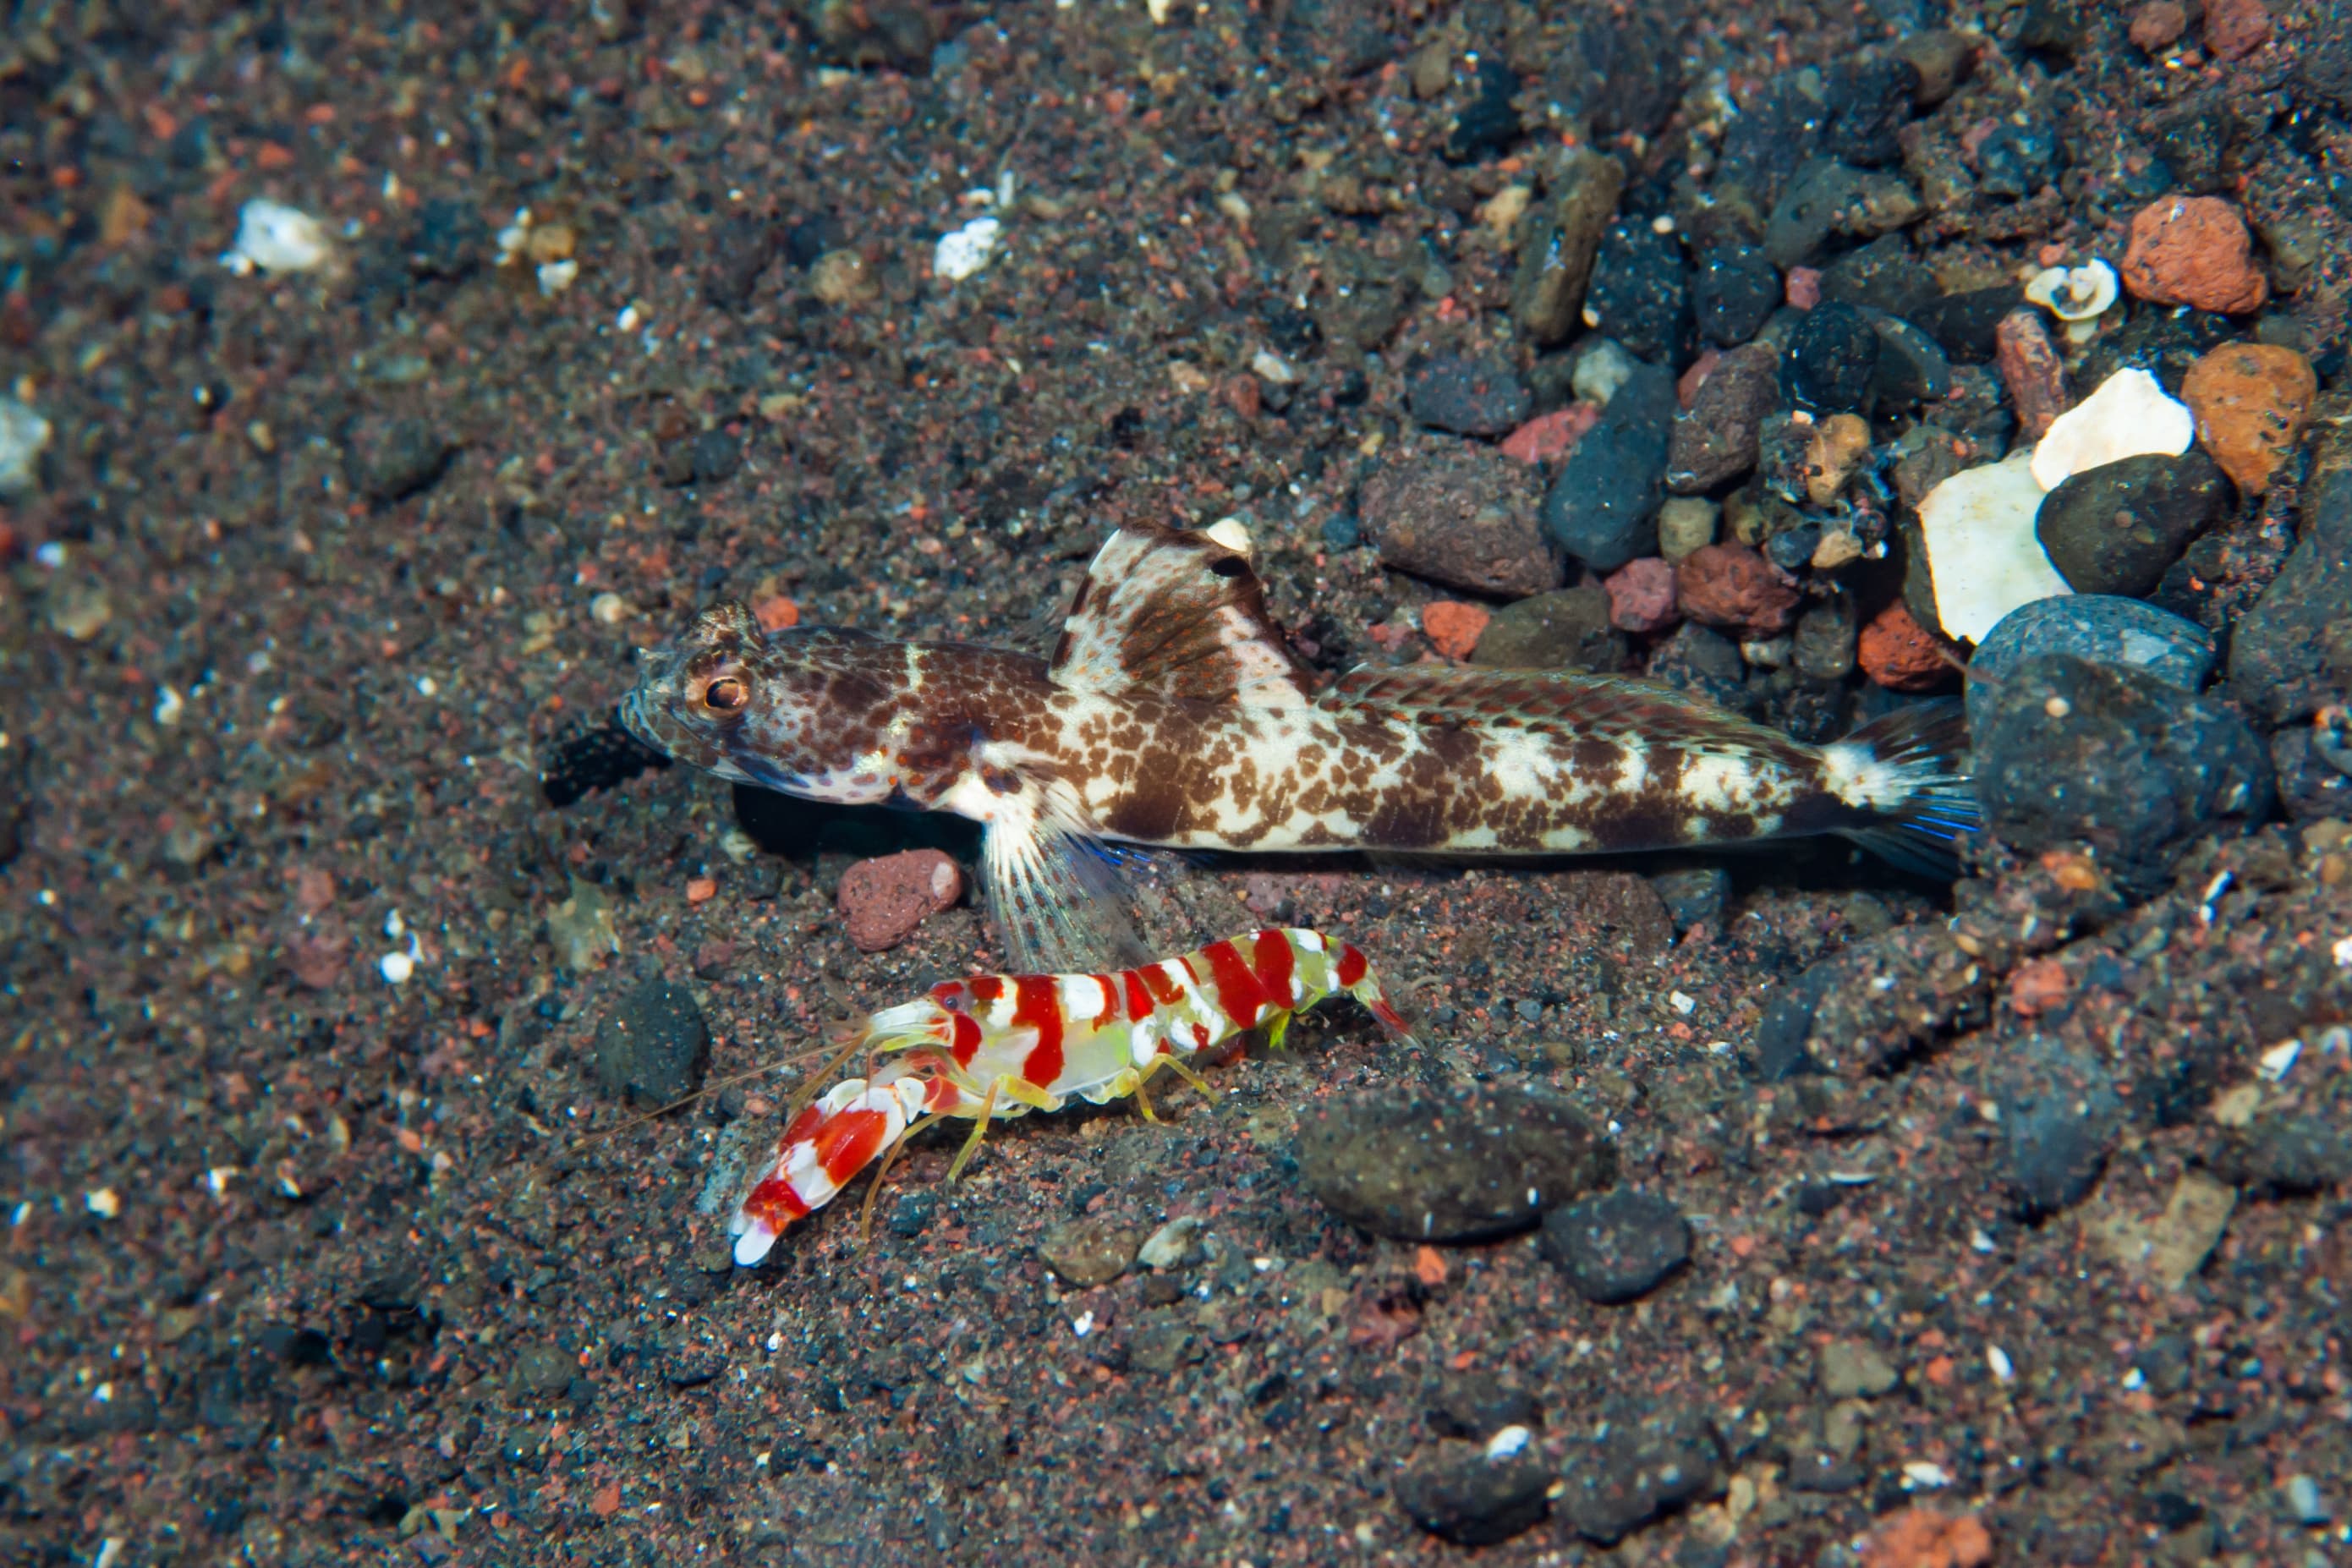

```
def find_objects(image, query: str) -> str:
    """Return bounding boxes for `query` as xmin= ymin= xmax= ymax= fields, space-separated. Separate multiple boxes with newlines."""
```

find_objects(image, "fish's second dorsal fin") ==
xmin=1048 ymin=522 xmax=1317 ymax=707
xmin=1323 ymin=665 xmax=1800 ymax=754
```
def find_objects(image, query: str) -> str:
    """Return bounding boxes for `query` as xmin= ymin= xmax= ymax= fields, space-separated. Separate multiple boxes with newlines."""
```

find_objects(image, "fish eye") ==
xmin=702 ymin=676 xmax=748 ymax=713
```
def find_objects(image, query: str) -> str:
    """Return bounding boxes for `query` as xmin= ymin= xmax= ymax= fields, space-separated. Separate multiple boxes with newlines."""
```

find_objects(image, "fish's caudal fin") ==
xmin=1814 ymin=699 xmax=1980 ymax=879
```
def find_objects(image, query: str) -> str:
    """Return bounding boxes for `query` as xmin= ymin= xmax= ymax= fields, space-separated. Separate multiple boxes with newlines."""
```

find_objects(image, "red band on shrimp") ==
xmin=743 ymin=1173 xmax=814 ymax=1227
xmin=813 ymin=1106 xmax=892 ymax=1183
xmin=949 ymin=1010 xmax=984 ymax=1065
xmin=1201 ymin=938 xmax=1266 ymax=1026
xmin=1335 ymin=943 xmax=1368 ymax=989
xmin=1123 ymin=969 xmax=1154 ymax=1022
xmin=1140 ymin=963 xmax=1185 ymax=1007
xmin=1012 ymin=974 xmax=1065 ymax=1088
xmin=1250 ymin=928 xmax=1297 ymax=1003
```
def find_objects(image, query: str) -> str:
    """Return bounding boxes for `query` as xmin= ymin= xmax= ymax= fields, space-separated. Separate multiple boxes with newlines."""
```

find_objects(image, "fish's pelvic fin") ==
xmin=1820 ymin=699 xmax=1980 ymax=879
xmin=979 ymin=774 xmax=1151 ymax=973
xmin=1049 ymin=523 xmax=1317 ymax=706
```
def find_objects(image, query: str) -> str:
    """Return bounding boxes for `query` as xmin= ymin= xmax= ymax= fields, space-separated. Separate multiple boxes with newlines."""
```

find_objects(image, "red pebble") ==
xmin=1676 ymin=349 xmax=1722 ymax=409
xmin=1785 ymin=267 xmax=1822 ymax=310
xmin=1857 ymin=601 xmax=1957 ymax=692
xmin=1604 ymin=557 xmax=1680 ymax=633
xmin=2120 ymin=196 xmax=2269 ymax=315
xmin=837 ymin=849 xmax=964 ymax=952
xmin=1674 ymin=544 xmax=1800 ymax=639
xmin=2128 ymin=0 xmax=2187 ymax=49
xmin=1861 ymin=1507 xmax=1993 ymax=1568
xmin=1421 ymin=600 xmax=1492 ymax=661
xmin=1499 ymin=404 xmax=1598 ymax=464
xmin=2201 ymin=0 xmax=2270 ymax=59
xmin=1994 ymin=310 xmax=2070 ymax=441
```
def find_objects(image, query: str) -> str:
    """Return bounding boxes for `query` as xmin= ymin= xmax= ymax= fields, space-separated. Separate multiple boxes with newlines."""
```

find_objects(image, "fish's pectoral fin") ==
xmin=1048 ymin=522 xmax=1317 ymax=707
xmin=980 ymin=774 xmax=1152 ymax=973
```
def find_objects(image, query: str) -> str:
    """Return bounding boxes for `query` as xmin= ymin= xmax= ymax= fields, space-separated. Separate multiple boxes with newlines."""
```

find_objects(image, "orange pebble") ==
xmin=1861 ymin=1506 xmax=1993 ymax=1568
xmin=1421 ymin=600 xmax=1492 ymax=661
xmin=751 ymin=595 xmax=800 ymax=632
xmin=1413 ymin=1246 xmax=1448 ymax=1286
xmin=685 ymin=876 xmax=719 ymax=906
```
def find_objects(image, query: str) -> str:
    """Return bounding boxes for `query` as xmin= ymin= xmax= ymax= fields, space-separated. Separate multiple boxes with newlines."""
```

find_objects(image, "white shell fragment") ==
xmin=220 ymin=198 xmax=336 ymax=275
xmin=934 ymin=216 xmax=1001 ymax=282
xmin=2030 ymin=368 xmax=2195 ymax=491
xmin=1916 ymin=450 xmax=2072 ymax=643
xmin=0 ymin=395 xmax=51 ymax=498
xmin=2025 ymin=259 xmax=2119 ymax=322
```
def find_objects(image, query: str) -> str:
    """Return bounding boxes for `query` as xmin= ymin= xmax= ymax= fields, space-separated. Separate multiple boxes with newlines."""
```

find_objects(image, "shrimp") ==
xmin=727 ymin=927 xmax=1412 ymax=1265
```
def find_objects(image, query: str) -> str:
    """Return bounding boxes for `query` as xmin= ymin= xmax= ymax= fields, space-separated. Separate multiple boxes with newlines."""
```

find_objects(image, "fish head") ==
xmin=620 ymin=602 xmax=913 ymax=805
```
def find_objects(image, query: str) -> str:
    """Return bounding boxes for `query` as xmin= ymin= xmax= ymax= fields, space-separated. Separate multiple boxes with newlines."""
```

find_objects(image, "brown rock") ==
xmin=1360 ymin=442 xmax=1561 ymax=598
xmin=1666 ymin=343 xmax=1782 ymax=493
xmin=1510 ymin=151 xmax=1626 ymax=347
xmin=1674 ymin=544 xmax=1801 ymax=638
xmin=1039 ymin=1216 xmax=1141 ymax=1287
xmin=1858 ymin=600 xmax=1957 ymax=691
xmin=1472 ymin=584 xmax=1627 ymax=671
xmin=2201 ymin=0 xmax=2271 ymax=60
xmin=837 ymin=849 xmax=963 ymax=951
xmin=2128 ymin=0 xmax=2187 ymax=51
xmin=2120 ymin=197 xmax=2268 ymax=315
xmin=2180 ymin=342 xmax=2317 ymax=494
xmin=1994 ymin=310 xmax=2069 ymax=440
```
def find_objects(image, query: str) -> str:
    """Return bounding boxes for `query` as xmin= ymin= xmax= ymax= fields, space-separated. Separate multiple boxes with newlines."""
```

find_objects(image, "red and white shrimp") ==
xmin=728 ymin=927 xmax=1412 ymax=1265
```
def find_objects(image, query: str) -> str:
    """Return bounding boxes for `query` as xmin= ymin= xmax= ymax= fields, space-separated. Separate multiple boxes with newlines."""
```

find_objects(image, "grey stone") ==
xmin=1295 ymin=1088 xmax=1615 ymax=1242
xmin=1395 ymin=1445 xmax=1551 ymax=1546
xmin=1667 ymin=343 xmax=1782 ymax=493
xmin=1539 ymin=1188 xmax=1691 ymax=1304
xmin=593 ymin=977 xmax=711 ymax=1105
xmin=1471 ymin=584 xmax=1626 ymax=672
xmin=1815 ymin=1340 xmax=1900 ymax=1399
xmin=1361 ymin=441 xmax=1560 ymax=597
xmin=2227 ymin=469 xmax=2352 ymax=726
xmin=1558 ymin=1406 xmax=1724 ymax=1543
xmin=1406 ymin=352 xmax=1532 ymax=437
xmin=1968 ymin=597 xmax=2218 ymax=735
xmin=1546 ymin=359 xmax=1676 ymax=569
xmin=2034 ymin=452 xmax=2229 ymax=598
xmin=1511 ymin=152 xmax=1625 ymax=347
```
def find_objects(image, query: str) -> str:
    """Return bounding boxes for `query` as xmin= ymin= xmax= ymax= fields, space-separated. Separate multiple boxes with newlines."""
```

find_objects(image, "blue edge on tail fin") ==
xmin=1835 ymin=699 xmax=1982 ymax=880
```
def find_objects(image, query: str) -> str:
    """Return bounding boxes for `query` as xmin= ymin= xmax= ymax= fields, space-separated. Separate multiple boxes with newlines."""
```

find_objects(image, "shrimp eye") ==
xmin=703 ymin=676 xmax=748 ymax=713
xmin=939 ymin=991 xmax=967 ymax=1013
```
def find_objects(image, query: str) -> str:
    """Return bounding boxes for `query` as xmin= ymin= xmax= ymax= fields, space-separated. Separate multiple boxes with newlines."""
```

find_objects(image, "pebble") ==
xmin=1470 ymin=585 xmax=1626 ymax=672
xmin=1510 ymin=151 xmax=1626 ymax=347
xmin=1582 ymin=222 xmax=1690 ymax=366
xmin=1135 ymin=1215 xmax=1201 ymax=1269
xmin=1867 ymin=311 xmax=1954 ymax=408
xmin=2120 ymin=196 xmax=2269 ymax=315
xmin=809 ymin=249 xmax=878 ymax=305
xmin=1039 ymin=1216 xmax=1140 ymax=1287
xmin=1975 ymin=654 xmax=2275 ymax=884
xmin=1858 ymin=600 xmax=1955 ymax=691
xmin=1764 ymin=161 xmax=1864 ymax=271
xmin=1649 ymin=865 xmax=1730 ymax=931
xmin=1692 ymin=239 xmax=1779 ymax=348
xmin=2281 ymin=1474 xmax=2329 ymax=1527
xmin=1997 ymin=1039 xmax=2125 ymax=1216
xmin=2203 ymin=0 xmax=2272 ymax=59
xmin=1428 ymin=1370 xmax=1542 ymax=1439
xmin=1557 ymin=1405 xmax=1724 ymax=1543
xmin=0 ymin=395 xmax=51 ymax=497
xmin=1538 ymin=1188 xmax=1691 ymax=1304
xmin=1785 ymin=301 xmax=1880 ymax=413
xmin=1294 ymin=1088 xmax=1615 ymax=1242
xmin=1571 ymin=339 xmax=1639 ymax=407
xmin=1603 ymin=557 xmax=1680 ymax=634
xmin=837 ymin=848 xmax=963 ymax=951
xmin=1823 ymin=56 xmax=1920 ymax=167
xmin=1896 ymin=30 xmax=1977 ymax=105
xmin=1361 ymin=443 xmax=1560 ymax=597
xmin=1794 ymin=594 xmax=1858 ymax=681
xmin=2228 ymin=469 xmax=2352 ymax=726
xmin=2033 ymin=451 xmax=2229 ymax=596
xmin=2031 ymin=367 xmax=2196 ymax=492
xmin=1422 ymin=600 xmax=1491 ymax=661
xmin=1993 ymin=309 xmax=2070 ymax=440
xmin=592 ymin=976 xmax=711 ymax=1105
xmin=1666 ymin=342 xmax=1781 ymax=493
xmin=1864 ymin=1508 xmax=1994 ymax=1568
xmin=2179 ymin=342 xmax=2317 ymax=494
xmin=1499 ymin=404 xmax=1598 ymax=464
xmin=1444 ymin=55 xmax=1521 ymax=162
xmin=1656 ymin=496 xmax=1719 ymax=561
xmin=511 ymin=1343 xmax=576 ymax=1398
xmin=348 ymin=414 xmax=456 ymax=503
xmin=1395 ymin=1445 xmax=1552 ymax=1547
xmin=1675 ymin=544 xmax=1801 ymax=639
xmin=1406 ymin=352 xmax=1532 ymax=437
xmin=1967 ymin=595 xmax=2218 ymax=733
xmin=221 ymin=197 xmax=335 ymax=274
xmin=1544 ymin=360 xmax=1677 ymax=571
xmin=1817 ymin=1340 xmax=1900 ymax=1399
xmin=2129 ymin=0 xmax=2188 ymax=49
xmin=1805 ymin=413 xmax=1872 ymax=504
xmin=1915 ymin=451 xmax=2070 ymax=644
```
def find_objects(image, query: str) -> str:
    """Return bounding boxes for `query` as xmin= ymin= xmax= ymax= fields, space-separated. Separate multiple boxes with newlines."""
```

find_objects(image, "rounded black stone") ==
xmin=1692 ymin=240 xmax=1780 ymax=348
xmin=1539 ymin=1187 xmax=1692 ymax=1303
xmin=2034 ymin=452 xmax=2229 ymax=596
xmin=1785 ymin=302 xmax=1881 ymax=413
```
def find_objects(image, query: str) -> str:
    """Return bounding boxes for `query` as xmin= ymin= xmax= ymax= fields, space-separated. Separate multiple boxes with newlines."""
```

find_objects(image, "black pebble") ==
xmin=1445 ymin=56 xmax=1523 ymax=162
xmin=2034 ymin=452 xmax=2230 ymax=597
xmin=1823 ymin=57 xmax=1921 ymax=167
xmin=1585 ymin=222 xmax=1691 ymax=365
xmin=1395 ymin=1446 xmax=1552 ymax=1547
xmin=690 ymin=429 xmax=743 ymax=485
xmin=1785 ymin=302 xmax=1881 ymax=414
xmin=404 ymin=199 xmax=486 ymax=279
xmin=1692 ymin=240 xmax=1779 ymax=348
xmin=1539 ymin=1188 xmax=1692 ymax=1304
xmin=1405 ymin=352 xmax=1532 ymax=437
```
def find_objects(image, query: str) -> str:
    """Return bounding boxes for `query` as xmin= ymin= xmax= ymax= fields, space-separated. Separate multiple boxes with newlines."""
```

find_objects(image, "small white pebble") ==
xmin=221 ymin=199 xmax=335 ymax=275
xmin=380 ymin=950 xmax=416 ymax=985
xmin=1901 ymin=1461 xmax=1952 ymax=1489
xmin=617 ymin=304 xmax=641 ymax=332
xmin=590 ymin=591 xmax=630 ymax=625
xmin=202 ymin=1167 xmax=237 ymax=1199
xmin=414 ymin=674 xmax=438 ymax=697
xmin=537 ymin=258 xmax=579 ymax=297
xmin=1070 ymin=1309 xmax=1095 ymax=1338
xmin=1483 ymin=1424 xmax=1532 ymax=1461
xmin=2259 ymin=1039 xmax=2302 ymax=1082
xmin=384 ymin=909 xmax=407 ymax=940
xmin=152 ymin=685 xmax=185 ymax=726
xmin=86 ymin=1188 xmax=121 ymax=1219
xmin=2122 ymin=1366 xmax=2146 ymax=1390
xmin=2335 ymin=935 xmax=2352 ymax=969
xmin=935 ymin=216 xmax=1001 ymax=282
xmin=1987 ymin=1345 xmax=2015 ymax=1383
xmin=1669 ymin=990 xmax=1697 ymax=1015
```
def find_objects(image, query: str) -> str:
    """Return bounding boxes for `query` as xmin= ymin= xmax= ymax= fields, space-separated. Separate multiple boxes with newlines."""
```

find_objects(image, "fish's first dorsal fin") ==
xmin=1048 ymin=522 xmax=1317 ymax=707
xmin=1323 ymin=664 xmax=1800 ymax=754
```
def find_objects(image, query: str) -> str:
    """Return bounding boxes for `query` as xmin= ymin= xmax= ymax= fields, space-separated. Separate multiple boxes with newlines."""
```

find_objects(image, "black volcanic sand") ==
xmin=3 ymin=1 xmax=2349 ymax=1564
